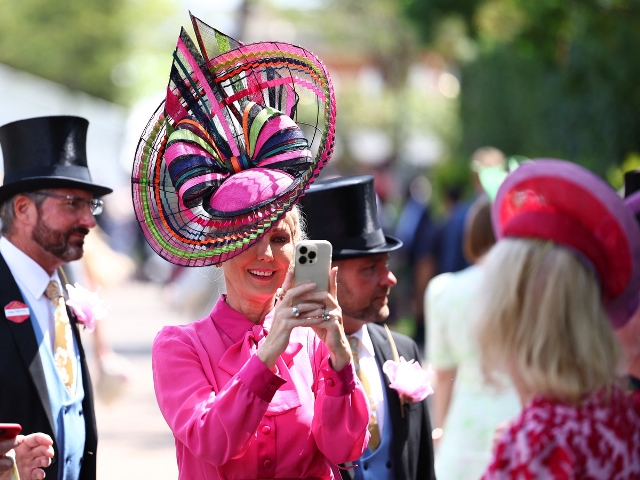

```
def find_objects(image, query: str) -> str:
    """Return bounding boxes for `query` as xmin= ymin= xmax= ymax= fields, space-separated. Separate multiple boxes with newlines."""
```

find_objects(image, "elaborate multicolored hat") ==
xmin=132 ymin=14 xmax=336 ymax=266
xmin=493 ymin=159 xmax=640 ymax=327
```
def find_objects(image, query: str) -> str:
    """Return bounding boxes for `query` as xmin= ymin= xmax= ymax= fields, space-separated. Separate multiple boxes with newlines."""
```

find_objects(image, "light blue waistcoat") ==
xmin=30 ymin=305 xmax=86 ymax=480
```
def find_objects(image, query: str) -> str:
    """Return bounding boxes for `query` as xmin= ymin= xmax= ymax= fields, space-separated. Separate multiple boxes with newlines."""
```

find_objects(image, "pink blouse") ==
xmin=152 ymin=295 xmax=370 ymax=479
xmin=482 ymin=385 xmax=640 ymax=479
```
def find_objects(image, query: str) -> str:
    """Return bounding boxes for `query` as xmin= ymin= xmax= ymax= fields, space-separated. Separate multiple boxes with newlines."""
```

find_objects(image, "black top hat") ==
xmin=299 ymin=175 xmax=402 ymax=260
xmin=0 ymin=116 xmax=112 ymax=204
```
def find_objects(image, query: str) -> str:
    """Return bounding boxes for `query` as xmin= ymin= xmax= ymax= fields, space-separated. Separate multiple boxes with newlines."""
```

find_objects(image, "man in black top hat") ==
xmin=300 ymin=175 xmax=436 ymax=480
xmin=0 ymin=116 xmax=111 ymax=480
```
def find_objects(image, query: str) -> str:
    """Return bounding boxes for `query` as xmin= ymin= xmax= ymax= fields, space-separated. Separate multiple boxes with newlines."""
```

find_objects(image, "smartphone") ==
xmin=0 ymin=423 xmax=21 ymax=440
xmin=292 ymin=240 xmax=332 ymax=306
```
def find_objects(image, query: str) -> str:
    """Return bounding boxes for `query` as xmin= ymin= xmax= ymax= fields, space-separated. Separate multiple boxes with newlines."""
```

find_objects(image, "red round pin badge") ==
xmin=4 ymin=301 xmax=30 ymax=323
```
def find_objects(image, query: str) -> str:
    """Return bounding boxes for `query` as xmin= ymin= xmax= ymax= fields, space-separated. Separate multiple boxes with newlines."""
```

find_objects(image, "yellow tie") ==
xmin=349 ymin=336 xmax=381 ymax=451
xmin=45 ymin=280 xmax=75 ymax=394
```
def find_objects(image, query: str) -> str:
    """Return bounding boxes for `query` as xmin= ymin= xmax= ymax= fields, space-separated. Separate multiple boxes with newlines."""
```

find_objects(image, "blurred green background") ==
xmin=2 ymin=0 xmax=639 ymax=196
xmin=2 ymin=1 xmax=638 ymax=273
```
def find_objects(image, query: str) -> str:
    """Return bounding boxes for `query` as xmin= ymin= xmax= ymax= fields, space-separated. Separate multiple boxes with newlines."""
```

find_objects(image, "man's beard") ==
xmin=32 ymin=216 xmax=89 ymax=262
xmin=339 ymin=284 xmax=391 ymax=324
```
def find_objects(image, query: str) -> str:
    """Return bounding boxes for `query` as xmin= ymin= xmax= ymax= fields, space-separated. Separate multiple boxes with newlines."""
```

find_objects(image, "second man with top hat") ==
xmin=300 ymin=175 xmax=436 ymax=480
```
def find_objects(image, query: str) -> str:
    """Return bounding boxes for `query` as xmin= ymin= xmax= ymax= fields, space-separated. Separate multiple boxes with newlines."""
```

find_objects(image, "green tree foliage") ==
xmin=279 ymin=0 xmax=460 ymax=172
xmin=404 ymin=0 xmax=640 ymax=176
xmin=0 ymin=0 xmax=176 ymax=105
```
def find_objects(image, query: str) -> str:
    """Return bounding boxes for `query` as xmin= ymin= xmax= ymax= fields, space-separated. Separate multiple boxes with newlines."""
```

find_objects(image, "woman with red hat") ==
xmin=475 ymin=160 xmax=640 ymax=478
xmin=131 ymin=15 xmax=369 ymax=480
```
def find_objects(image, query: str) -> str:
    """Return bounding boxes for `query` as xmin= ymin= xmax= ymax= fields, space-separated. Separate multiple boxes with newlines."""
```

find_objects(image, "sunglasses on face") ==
xmin=35 ymin=192 xmax=104 ymax=215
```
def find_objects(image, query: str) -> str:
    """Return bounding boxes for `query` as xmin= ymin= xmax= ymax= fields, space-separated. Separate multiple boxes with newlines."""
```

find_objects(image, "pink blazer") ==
xmin=152 ymin=295 xmax=370 ymax=479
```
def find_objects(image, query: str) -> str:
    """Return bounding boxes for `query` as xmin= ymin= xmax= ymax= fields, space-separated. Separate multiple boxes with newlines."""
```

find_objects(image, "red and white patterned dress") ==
xmin=482 ymin=385 xmax=640 ymax=479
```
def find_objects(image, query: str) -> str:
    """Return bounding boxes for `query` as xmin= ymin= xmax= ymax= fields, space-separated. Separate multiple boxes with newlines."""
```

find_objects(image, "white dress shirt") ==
xmin=0 ymin=236 xmax=78 ymax=372
xmin=350 ymin=324 xmax=387 ymax=437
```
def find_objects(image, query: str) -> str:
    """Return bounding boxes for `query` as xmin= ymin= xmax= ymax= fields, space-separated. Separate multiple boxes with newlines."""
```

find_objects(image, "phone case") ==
xmin=0 ymin=423 xmax=21 ymax=440
xmin=292 ymin=240 xmax=332 ymax=306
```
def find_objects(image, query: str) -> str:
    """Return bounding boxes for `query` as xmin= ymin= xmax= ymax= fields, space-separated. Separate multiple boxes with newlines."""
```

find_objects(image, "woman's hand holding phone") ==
xmin=259 ymin=240 xmax=350 ymax=371
xmin=0 ymin=426 xmax=54 ymax=480
xmin=259 ymin=271 xmax=324 ymax=370
xmin=14 ymin=433 xmax=54 ymax=480
xmin=303 ymin=266 xmax=351 ymax=371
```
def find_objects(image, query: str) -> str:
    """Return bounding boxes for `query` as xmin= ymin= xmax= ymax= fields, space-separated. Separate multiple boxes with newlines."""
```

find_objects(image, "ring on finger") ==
xmin=322 ymin=308 xmax=331 ymax=321
xmin=292 ymin=305 xmax=301 ymax=318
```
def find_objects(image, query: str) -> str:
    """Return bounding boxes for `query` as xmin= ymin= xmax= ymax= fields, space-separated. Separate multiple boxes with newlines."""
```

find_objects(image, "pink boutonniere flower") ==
xmin=65 ymin=283 xmax=108 ymax=333
xmin=382 ymin=357 xmax=434 ymax=404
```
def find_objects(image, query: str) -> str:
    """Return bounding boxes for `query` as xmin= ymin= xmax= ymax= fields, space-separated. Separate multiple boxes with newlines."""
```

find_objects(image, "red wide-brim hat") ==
xmin=493 ymin=159 xmax=640 ymax=328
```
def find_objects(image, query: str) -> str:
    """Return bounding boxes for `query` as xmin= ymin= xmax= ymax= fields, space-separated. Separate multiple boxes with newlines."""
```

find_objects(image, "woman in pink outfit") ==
xmin=475 ymin=160 xmax=640 ymax=479
xmin=131 ymin=14 xmax=369 ymax=479
xmin=152 ymin=208 xmax=369 ymax=479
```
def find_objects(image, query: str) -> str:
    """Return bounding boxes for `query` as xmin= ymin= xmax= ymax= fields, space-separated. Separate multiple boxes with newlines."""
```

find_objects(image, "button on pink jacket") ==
xmin=152 ymin=296 xmax=370 ymax=479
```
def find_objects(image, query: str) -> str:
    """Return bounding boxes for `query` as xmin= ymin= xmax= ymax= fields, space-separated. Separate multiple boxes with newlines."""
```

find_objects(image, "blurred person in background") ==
xmin=0 ymin=116 xmax=111 ymax=480
xmin=430 ymin=146 xmax=505 ymax=277
xmin=425 ymin=194 xmax=520 ymax=479
xmin=0 ymin=433 xmax=54 ymax=480
xmin=476 ymin=160 xmax=640 ymax=478
xmin=63 ymin=225 xmax=135 ymax=405
xmin=393 ymin=175 xmax=437 ymax=351
xmin=301 ymin=175 xmax=436 ymax=480
xmin=135 ymin=17 xmax=369 ymax=479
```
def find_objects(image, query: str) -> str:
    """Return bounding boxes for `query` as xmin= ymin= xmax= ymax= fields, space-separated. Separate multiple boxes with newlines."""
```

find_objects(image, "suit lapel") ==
xmin=367 ymin=323 xmax=403 ymax=424
xmin=0 ymin=254 xmax=56 ymax=436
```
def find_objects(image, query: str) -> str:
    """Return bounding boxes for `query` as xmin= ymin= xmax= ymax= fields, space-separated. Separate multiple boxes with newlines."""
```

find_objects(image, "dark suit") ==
xmin=0 ymin=253 xmax=98 ymax=480
xmin=341 ymin=322 xmax=436 ymax=480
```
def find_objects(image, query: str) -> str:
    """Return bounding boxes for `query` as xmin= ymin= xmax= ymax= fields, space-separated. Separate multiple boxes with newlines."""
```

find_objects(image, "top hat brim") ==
xmin=0 ymin=176 xmax=113 ymax=204
xmin=332 ymin=234 xmax=403 ymax=260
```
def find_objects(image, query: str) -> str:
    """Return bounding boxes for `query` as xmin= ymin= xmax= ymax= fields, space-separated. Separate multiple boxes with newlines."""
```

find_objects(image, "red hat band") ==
xmin=503 ymin=211 xmax=628 ymax=303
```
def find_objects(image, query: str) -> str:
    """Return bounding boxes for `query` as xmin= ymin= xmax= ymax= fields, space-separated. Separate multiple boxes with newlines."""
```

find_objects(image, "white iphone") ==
xmin=292 ymin=240 xmax=333 ymax=306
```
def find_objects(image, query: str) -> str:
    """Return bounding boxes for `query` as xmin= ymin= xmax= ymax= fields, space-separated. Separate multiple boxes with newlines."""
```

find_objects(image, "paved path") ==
xmin=81 ymin=280 xmax=193 ymax=480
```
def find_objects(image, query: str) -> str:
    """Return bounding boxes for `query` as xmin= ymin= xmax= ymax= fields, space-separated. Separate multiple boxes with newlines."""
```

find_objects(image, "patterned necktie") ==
xmin=45 ymin=280 xmax=75 ymax=393
xmin=349 ymin=336 xmax=381 ymax=451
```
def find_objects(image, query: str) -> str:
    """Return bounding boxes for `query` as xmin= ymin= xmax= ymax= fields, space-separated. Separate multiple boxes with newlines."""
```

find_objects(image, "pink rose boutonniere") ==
xmin=65 ymin=283 xmax=108 ymax=333
xmin=383 ymin=357 xmax=434 ymax=405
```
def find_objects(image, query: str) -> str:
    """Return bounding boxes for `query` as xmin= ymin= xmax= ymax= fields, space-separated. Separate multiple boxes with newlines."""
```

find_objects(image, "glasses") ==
xmin=35 ymin=192 xmax=104 ymax=215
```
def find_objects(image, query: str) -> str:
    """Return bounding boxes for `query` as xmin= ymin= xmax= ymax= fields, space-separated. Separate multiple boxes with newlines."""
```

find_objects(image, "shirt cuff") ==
xmin=322 ymin=361 xmax=356 ymax=397
xmin=238 ymin=354 xmax=287 ymax=403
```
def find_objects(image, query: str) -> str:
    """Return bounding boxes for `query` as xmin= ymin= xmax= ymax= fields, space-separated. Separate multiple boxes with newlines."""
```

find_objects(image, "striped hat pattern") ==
xmin=132 ymin=14 xmax=336 ymax=266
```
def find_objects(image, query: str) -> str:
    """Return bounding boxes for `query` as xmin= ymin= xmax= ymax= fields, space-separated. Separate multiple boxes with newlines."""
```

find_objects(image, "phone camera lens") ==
xmin=299 ymin=256 xmax=307 ymax=264
xmin=300 ymin=246 xmax=308 ymax=254
xmin=308 ymin=251 xmax=316 ymax=259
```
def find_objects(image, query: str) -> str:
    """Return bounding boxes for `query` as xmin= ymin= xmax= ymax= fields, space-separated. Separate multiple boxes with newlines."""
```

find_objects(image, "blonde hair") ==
xmin=284 ymin=205 xmax=307 ymax=243
xmin=476 ymin=238 xmax=622 ymax=403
